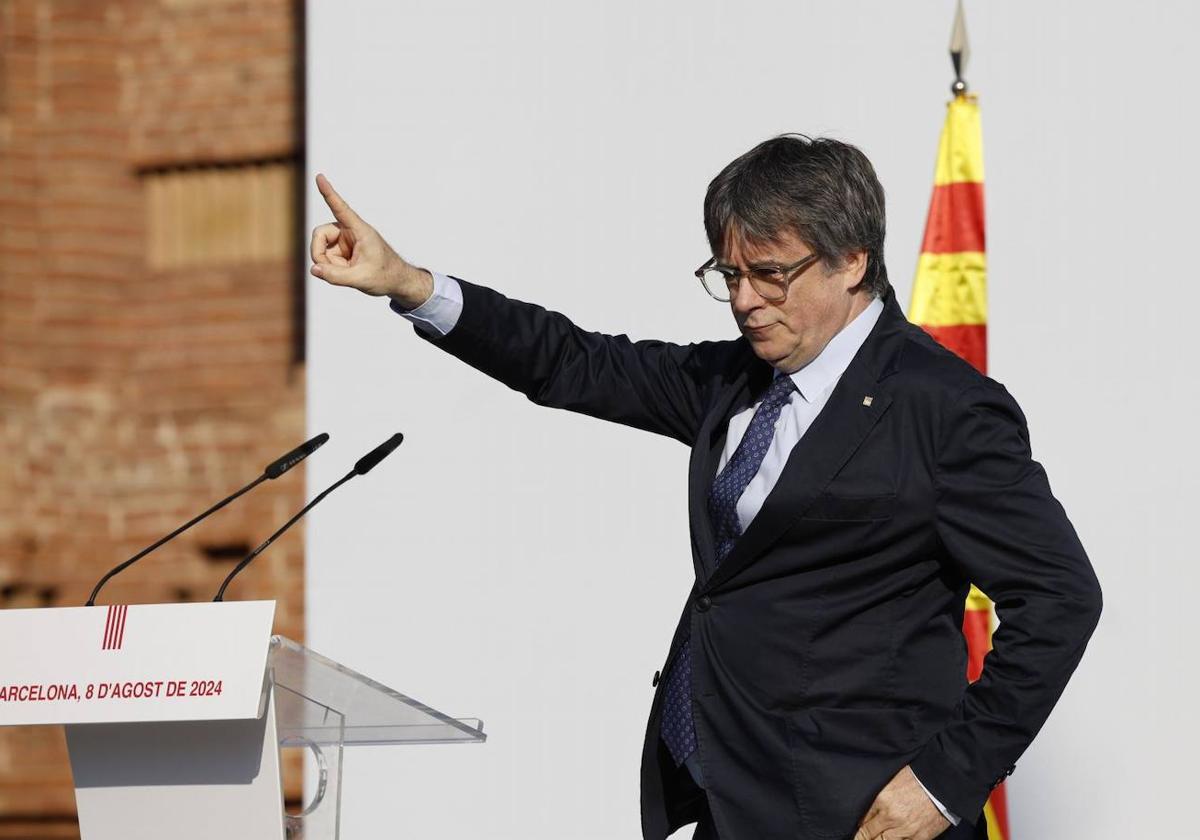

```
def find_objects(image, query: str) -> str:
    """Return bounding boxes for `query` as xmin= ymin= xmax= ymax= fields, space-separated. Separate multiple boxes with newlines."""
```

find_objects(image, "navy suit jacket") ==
xmin=419 ymin=279 xmax=1102 ymax=840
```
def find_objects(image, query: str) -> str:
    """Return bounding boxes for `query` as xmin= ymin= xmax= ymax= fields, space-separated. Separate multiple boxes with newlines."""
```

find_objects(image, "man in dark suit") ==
xmin=310 ymin=136 xmax=1102 ymax=840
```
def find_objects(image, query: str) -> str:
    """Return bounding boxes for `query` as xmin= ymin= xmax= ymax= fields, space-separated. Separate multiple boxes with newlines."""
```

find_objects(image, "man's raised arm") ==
xmin=308 ymin=174 xmax=731 ymax=446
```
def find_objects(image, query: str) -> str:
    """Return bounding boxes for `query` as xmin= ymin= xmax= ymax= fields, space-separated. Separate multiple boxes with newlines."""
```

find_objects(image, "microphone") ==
xmin=265 ymin=433 xmax=331 ymax=478
xmin=86 ymin=433 xmax=330 ymax=606
xmin=354 ymin=432 xmax=404 ymax=475
xmin=212 ymin=433 xmax=404 ymax=602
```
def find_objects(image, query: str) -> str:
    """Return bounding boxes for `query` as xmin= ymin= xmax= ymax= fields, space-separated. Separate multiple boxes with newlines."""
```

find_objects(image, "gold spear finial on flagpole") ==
xmin=949 ymin=0 xmax=970 ymax=96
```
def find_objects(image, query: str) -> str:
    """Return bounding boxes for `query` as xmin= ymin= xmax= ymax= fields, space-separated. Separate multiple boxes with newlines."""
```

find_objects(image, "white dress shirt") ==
xmin=718 ymin=295 xmax=883 ymax=531
xmin=394 ymin=272 xmax=959 ymax=827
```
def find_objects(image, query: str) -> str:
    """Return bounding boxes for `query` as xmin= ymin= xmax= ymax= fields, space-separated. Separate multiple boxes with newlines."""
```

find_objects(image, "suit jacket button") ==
xmin=652 ymin=670 xmax=661 ymax=687
xmin=696 ymin=596 xmax=712 ymax=612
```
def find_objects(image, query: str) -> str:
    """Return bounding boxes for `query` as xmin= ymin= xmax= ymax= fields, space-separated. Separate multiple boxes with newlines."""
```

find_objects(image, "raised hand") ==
xmin=309 ymin=173 xmax=433 ymax=309
xmin=853 ymin=765 xmax=952 ymax=840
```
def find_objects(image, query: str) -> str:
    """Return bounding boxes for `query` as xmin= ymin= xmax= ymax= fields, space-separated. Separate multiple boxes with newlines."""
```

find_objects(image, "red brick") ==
xmin=0 ymin=0 xmax=305 ymax=822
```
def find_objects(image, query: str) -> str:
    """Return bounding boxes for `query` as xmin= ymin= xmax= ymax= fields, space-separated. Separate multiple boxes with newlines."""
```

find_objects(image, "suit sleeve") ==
xmin=413 ymin=278 xmax=723 ymax=446
xmin=908 ymin=382 xmax=1103 ymax=822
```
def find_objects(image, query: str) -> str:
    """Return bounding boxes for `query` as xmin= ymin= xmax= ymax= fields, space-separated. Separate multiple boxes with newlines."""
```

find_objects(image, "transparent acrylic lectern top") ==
xmin=269 ymin=635 xmax=485 ymax=745
xmin=268 ymin=635 xmax=485 ymax=839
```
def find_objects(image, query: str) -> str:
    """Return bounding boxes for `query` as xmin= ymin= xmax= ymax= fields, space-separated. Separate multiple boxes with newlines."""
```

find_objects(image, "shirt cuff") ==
xmin=389 ymin=271 xmax=463 ymax=337
xmin=913 ymin=771 xmax=961 ymax=827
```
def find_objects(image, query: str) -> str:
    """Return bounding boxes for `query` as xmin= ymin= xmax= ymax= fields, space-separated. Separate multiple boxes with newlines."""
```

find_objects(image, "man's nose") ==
xmin=731 ymin=275 xmax=765 ymax=312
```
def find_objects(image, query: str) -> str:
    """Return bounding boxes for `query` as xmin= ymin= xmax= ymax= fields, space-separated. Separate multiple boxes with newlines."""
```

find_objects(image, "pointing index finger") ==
xmin=316 ymin=173 xmax=364 ymax=229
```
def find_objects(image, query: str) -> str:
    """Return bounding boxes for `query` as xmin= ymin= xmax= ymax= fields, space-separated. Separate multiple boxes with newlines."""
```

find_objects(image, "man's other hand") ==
xmin=853 ymin=765 xmax=951 ymax=840
xmin=310 ymin=173 xmax=433 ymax=308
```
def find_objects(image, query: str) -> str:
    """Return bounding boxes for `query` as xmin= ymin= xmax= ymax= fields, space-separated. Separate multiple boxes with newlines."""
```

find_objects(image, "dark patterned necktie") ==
xmin=660 ymin=373 xmax=798 ymax=767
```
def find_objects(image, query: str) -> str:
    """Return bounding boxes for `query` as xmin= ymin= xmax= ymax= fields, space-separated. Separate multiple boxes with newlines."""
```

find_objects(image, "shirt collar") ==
xmin=785 ymin=296 xmax=885 ymax=402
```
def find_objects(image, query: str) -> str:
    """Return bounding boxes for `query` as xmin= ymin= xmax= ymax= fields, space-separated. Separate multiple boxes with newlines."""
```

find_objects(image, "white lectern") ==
xmin=0 ymin=601 xmax=485 ymax=839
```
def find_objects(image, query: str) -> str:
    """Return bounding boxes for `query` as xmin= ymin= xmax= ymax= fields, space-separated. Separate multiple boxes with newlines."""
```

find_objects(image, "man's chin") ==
xmin=747 ymin=338 xmax=786 ymax=366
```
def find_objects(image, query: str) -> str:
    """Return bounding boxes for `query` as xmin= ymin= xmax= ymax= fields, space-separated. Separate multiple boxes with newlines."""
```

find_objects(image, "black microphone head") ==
xmin=264 ymin=432 xmax=330 ymax=479
xmin=354 ymin=433 xmax=404 ymax=476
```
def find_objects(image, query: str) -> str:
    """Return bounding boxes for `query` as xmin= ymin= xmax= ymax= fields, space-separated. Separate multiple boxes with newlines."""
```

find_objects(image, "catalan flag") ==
xmin=908 ymin=92 xmax=1011 ymax=840
xmin=908 ymin=95 xmax=987 ymax=370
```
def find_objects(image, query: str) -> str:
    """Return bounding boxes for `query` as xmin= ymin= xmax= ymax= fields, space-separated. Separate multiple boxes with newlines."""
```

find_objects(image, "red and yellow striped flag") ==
xmin=908 ymin=94 xmax=1011 ymax=840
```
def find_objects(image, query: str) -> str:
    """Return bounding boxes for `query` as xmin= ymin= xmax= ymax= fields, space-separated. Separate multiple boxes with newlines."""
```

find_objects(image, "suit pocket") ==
xmin=803 ymin=492 xmax=896 ymax=522
xmin=787 ymin=706 xmax=919 ymax=839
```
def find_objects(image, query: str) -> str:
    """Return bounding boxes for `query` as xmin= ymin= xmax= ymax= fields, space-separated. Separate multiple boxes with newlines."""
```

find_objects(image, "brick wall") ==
xmin=0 ymin=0 xmax=305 ymax=833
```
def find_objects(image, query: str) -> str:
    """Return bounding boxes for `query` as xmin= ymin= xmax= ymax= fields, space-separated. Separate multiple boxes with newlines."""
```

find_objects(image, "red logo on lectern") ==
xmin=102 ymin=605 xmax=128 ymax=650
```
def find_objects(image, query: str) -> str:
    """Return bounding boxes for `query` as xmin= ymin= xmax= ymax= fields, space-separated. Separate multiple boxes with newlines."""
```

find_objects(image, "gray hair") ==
xmin=703 ymin=134 xmax=889 ymax=297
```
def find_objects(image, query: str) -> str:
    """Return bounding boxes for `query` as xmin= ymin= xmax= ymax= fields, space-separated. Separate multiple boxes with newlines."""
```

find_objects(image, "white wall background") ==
xmin=305 ymin=2 xmax=1200 ymax=837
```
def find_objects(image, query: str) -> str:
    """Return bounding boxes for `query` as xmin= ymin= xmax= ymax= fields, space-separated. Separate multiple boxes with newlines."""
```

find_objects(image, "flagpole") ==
xmin=938 ymin=5 xmax=1013 ymax=838
xmin=909 ymin=4 xmax=1012 ymax=836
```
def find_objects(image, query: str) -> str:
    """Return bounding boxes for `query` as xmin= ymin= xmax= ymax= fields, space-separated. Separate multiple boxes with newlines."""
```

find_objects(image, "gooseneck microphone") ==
xmin=85 ymin=433 xmax=330 ymax=606
xmin=212 ymin=433 xmax=404 ymax=602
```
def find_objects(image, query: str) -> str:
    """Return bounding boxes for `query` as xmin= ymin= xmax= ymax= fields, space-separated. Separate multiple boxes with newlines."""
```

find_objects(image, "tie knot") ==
xmin=763 ymin=374 xmax=796 ymax=408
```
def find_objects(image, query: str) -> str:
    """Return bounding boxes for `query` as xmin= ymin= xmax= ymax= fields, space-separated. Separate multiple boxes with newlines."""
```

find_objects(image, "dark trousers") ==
xmin=691 ymin=800 xmax=719 ymax=840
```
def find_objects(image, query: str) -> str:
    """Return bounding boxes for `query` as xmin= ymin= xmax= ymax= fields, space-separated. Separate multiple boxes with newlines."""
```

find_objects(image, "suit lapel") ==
xmin=687 ymin=358 xmax=769 ymax=581
xmin=697 ymin=291 xmax=909 ymax=594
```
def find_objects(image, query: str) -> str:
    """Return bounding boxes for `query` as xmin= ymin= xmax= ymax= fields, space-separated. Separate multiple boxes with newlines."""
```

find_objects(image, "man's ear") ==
xmin=838 ymin=250 xmax=869 ymax=290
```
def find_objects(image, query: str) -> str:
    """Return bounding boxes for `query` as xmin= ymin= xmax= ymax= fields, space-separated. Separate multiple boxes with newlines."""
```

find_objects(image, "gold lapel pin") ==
xmin=862 ymin=396 xmax=874 ymax=407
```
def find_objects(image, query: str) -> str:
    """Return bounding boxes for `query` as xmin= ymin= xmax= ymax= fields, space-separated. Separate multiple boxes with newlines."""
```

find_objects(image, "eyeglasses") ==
xmin=694 ymin=253 xmax=821 ymax=302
